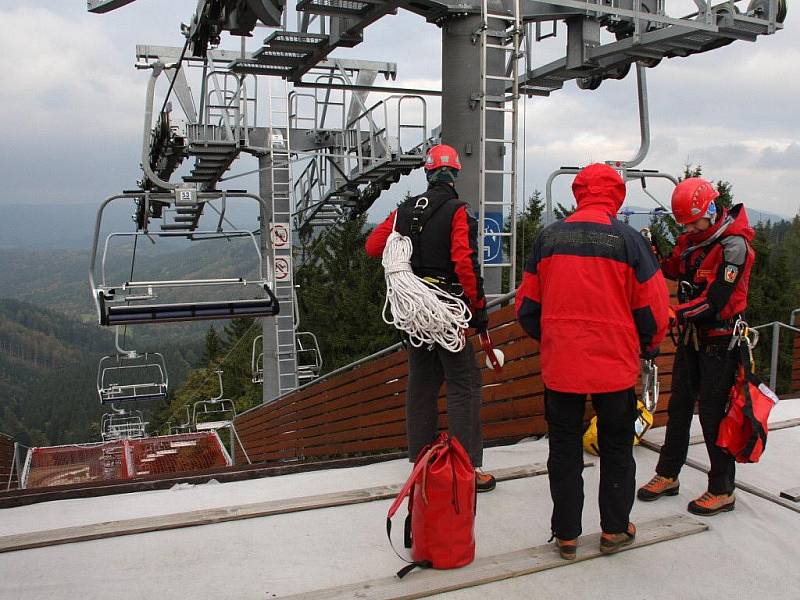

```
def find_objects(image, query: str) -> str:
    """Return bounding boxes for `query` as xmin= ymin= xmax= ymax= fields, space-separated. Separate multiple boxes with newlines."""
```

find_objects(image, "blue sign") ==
xmin=484 ymin=212 xmax=503 ymax=265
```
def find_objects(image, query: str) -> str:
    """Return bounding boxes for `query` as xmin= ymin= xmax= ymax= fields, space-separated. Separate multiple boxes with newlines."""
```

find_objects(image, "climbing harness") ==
xmin=381 ymin=207 xmax=471 ymax=352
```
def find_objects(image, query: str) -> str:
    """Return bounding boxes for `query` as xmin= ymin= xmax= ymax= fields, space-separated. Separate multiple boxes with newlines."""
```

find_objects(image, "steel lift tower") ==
xmin=88 ymin=0 xmax=786 ymax=404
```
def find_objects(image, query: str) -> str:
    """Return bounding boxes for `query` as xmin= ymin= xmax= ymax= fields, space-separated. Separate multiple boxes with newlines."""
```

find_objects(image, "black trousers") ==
xmin=545 ymin=388 xmax=637 ymax=539
xmin=406 ymin=342 xmax=484 ymax=467
xmin=656 ymin=342 xmax=738 ymax=495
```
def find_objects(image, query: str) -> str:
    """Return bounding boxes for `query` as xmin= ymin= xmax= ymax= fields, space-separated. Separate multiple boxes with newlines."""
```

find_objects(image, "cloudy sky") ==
xmin=1 ymin=1 xmax=797 ymax=219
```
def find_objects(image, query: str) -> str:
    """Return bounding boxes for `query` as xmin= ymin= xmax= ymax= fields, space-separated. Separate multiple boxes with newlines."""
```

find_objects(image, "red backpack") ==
xmin=717 ymin=342 xmax=779 ymax=463
xmin=387 ymin=433 xmax=476 ymax=578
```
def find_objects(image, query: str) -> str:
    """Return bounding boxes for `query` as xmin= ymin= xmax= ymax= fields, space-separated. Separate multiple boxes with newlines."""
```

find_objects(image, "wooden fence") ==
xmin=0 ymin=433 xmax=16 ymax=490
xmin=793 ymin=333 xmax=800 ymax=394
xmin=234 ymin=304 xmax=677 ymax=464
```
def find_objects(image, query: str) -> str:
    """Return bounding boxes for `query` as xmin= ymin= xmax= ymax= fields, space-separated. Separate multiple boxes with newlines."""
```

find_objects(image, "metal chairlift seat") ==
xmin=101 ymin=409 xmax=148 ymax=442
xmin=251 ymin=335 xmax=264 ymax=384
xmin=296 ymin=331 xmax=322 ymax=382
xmin=97 ymin=351 xmax=169 ymax=404
xmin=168 ymin=406 xmax=194 ymax=435
xmin=193 ymin=399 xmax=237 ymax=431
xmin=90 ymin=191 xmax=281 ymax=326
xmin=192 ymin=371 xmax=237 ymax=431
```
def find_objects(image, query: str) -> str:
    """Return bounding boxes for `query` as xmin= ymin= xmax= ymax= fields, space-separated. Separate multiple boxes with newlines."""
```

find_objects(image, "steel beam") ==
xmin=136 ymin=45 xmax=397 ymax=78
xmin=87 ymin=0 xmax=138 ymax=13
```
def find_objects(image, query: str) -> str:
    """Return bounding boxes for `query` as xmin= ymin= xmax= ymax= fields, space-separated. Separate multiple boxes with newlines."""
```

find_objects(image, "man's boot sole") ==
xmin=687 ymin=501 xmax=735 ymax=516
xmin=637 ymin=486 xmax=679 ymax=502
xmin=599 ymin=537 xmax=635 ymax=555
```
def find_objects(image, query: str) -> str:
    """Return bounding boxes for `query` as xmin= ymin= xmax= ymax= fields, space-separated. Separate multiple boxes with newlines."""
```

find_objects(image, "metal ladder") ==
xmin=266 ymin=77 xmax=299 ymax=396
xmin=478 ymin=0 xmax=521 ymax=298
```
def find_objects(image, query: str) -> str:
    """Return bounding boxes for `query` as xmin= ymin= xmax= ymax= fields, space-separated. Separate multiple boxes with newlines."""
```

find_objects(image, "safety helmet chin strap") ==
xmin=426 ymin=167 xmax=458 ymax=185
xmin=704 ymin=200 xmax=718 ymax=224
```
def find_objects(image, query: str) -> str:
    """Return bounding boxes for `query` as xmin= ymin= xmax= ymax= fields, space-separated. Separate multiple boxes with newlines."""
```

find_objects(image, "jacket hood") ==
xmin=571 ymin=163 xmax=627 ymax=214
xmin=685 ymin=203 xmax=754 ymax=245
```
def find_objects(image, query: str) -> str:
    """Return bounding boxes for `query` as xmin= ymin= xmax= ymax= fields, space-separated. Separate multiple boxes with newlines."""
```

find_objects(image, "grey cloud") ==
xmin=756 ymin=142 xmax=800 ymax=170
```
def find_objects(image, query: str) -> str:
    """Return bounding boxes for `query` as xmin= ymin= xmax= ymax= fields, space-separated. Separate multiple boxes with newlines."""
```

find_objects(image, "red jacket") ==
xmin=515 ymin=164 xmax=669 ymax=393
xmin=663 ymin=204 xmax=755 ymax=332
xmin=365 ymin=186 xmax=486 ymax=311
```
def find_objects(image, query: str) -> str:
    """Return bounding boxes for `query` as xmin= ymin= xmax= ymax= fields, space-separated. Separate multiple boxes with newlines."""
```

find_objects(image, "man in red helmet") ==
xmin=365 ymin=144 xmax=495 ymax=492
xmin=516 ymin=163 xmax=669 ymax=558
xmin=638 ymin=177 xmax=755 ymax=516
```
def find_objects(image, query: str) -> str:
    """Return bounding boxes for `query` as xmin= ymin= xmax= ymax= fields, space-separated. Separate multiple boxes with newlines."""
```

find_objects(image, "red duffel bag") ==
xmin=386 ymin=433 xmax=476 ymax=578
xmin=717 ymin=344 xmax=779 ymax=463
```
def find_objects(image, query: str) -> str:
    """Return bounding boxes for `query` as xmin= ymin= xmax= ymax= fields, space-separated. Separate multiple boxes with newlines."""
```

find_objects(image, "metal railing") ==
xmin=753 ymin=310 xmax=800 ymax=391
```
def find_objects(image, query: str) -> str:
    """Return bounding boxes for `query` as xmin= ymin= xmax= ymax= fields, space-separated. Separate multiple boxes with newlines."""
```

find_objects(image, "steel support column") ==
xmin=441 ymin=13 xmax=506 ymax=296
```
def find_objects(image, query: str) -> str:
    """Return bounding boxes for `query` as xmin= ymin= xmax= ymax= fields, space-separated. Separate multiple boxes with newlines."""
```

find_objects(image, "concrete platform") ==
xmin=0 ymin=399 xmax=798 ymax=600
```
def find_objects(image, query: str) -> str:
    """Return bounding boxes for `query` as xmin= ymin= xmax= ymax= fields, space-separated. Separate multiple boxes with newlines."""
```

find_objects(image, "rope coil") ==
xmin=381 ymin=220 xmax=470 ymax=352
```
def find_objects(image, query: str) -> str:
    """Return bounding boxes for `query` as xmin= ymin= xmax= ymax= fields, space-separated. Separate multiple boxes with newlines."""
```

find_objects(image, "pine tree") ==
xmin=514 ymin=190 xmax=544 ymax=283
xmin=200 ymin=325 xmax=221 ymax=367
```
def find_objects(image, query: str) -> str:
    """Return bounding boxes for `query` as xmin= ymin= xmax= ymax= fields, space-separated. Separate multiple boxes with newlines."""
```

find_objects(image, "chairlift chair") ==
xmin=191 ymin=371 xmax=252 ymax=464
xmin=89 ymin=190 xmax=280 ymax=326
xmin=101 ymin=407 xmax=148 ymax=442
xmin=296 ymin=331 xmax=322 ymax=382
xmin=97 ymin=328 xmax=168 ymax=404
xmin=251 ymin=335 xmax=264 ymax=384
xmin=192 ymin=371 xmax=237 ymax=431
xmin=168 ymin=406 xmax=194 ymax=435
xmin=545 ymin=64 xmax=678 ymax=224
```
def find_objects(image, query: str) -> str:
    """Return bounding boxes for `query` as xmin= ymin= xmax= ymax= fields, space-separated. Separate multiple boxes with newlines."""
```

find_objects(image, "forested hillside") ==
xmin=0 ymin=299 xmax=201 ymax=446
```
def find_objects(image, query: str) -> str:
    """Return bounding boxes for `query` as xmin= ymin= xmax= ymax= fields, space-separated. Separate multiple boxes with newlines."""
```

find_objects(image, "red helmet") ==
xmin=671 ymin=177 xmax=720 ymax=225
xmin=425 ymin=144 xmax=461 ymax=171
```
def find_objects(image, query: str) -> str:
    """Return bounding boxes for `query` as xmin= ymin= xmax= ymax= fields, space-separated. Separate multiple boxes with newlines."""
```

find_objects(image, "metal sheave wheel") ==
xmin=747 ymin=0 xmax=787 ymax=23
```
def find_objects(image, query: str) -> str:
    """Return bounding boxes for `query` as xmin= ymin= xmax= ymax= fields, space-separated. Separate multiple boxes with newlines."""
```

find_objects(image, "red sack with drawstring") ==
xmin=717 ymin=355 xmax=779 ymax=463
xmin=386 ymin=433 xmax=476 ymax=578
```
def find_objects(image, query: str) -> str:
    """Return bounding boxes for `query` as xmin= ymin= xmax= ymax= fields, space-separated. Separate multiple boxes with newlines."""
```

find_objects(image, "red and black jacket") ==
xmin=365 ymin=183 xmax=486 ymax=311
xmin=515 ymin=164 xmax=669 ymax=394
xmin=663 ymin=203 xmax=755 ymax=336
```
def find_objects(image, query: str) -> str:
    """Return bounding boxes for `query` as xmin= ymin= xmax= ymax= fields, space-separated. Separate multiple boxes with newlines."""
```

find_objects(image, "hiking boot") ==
xmin=475 ymin=469 xmax=496 ymax=493
xmin=687 ymin=491 xmax=735 ymax=516
xmin=637 ymin=474 xmax=679 ymax=501
xmin=554 ymin=538 xmax=577 ymax=561
xmin=600 ymin=523 xmax=636 ymax=555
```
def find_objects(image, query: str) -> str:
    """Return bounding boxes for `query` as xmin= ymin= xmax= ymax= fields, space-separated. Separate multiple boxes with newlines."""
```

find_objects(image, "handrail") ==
xmin=237 ymin=290 xmax=518 ymax=417
xmin=752 ymin=320 xmax=800 ymax=391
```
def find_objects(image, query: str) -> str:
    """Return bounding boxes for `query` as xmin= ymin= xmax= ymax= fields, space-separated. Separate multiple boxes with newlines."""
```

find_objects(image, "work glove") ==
xmin=640 ymin=346 xmax=660 ymax=360
xmin=469 ymin=307 xmax=489 ymax=333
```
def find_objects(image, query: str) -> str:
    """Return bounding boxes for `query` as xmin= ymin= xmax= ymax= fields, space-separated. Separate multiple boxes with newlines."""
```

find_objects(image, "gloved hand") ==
xmin=640 ymin=346 xmax=660 ymax=360
xmin=469 ymin=307 xmax=489 ymax=333
xmin=668 ymin=305 xmax=678 ymax=327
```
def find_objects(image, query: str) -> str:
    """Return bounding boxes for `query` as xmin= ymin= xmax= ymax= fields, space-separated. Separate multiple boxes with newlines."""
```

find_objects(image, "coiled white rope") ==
xmin=381 ymin=214 xmax=471 ymax=352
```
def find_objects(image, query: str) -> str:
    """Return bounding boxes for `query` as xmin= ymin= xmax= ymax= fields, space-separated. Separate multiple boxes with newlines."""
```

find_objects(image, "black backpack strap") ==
xmin=408 ymin=194 xmax=460 ymax=272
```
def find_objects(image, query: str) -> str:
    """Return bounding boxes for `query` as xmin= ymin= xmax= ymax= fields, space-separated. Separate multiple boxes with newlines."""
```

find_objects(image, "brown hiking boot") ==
xmin=600 ymin=522 xmax=636 ymax=555
xmin=688 ymin=491 xmax=735 ymax=516
xmin=637 ymin=474 xmax=679 ymax=501
xmin=475 ymin=469 xmax=496 ymax=493
xmin=554 ymin=538 xmax=577 ymax=561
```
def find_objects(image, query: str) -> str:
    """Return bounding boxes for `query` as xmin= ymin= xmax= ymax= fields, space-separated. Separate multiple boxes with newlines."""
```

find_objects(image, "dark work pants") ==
xmin=406 ymin=342 xmax=483 ymax=467
xmin=656 ymin=342 xmax=738 ymax=494
xmin=545 ymin=388 xmax=637 ymax=539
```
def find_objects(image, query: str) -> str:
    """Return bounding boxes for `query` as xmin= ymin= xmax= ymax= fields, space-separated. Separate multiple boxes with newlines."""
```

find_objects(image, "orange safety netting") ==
xmin=22 ymin=432 xmax=231 ymax=489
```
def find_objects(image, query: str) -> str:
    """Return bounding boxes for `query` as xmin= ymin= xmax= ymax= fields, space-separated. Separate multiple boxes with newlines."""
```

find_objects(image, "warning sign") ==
xmin=270 ymin=224 xmax=290 ymax=248
xmin=274 ymin=257 xmax=291 ymax=282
